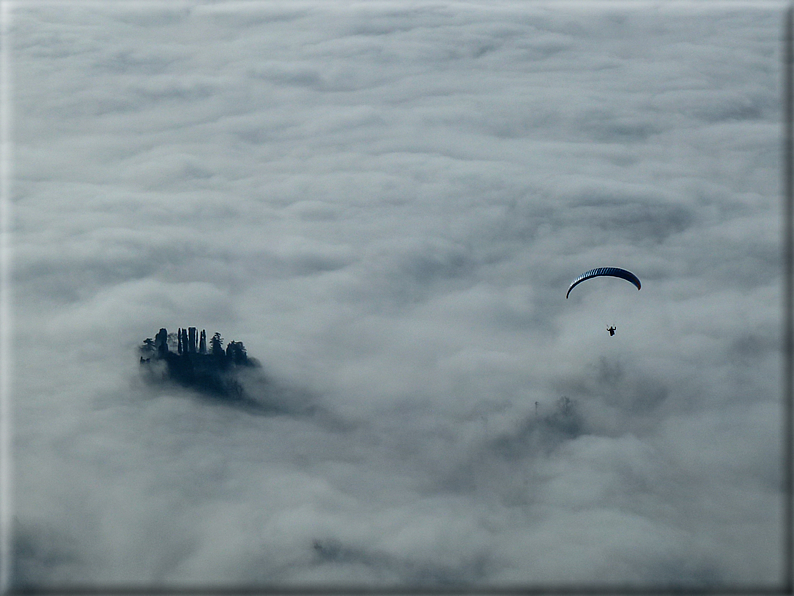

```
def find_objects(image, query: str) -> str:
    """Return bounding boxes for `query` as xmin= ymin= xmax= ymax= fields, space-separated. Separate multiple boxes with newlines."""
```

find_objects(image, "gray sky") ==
xmin=5 ymin=0 xmax=786 ymax=588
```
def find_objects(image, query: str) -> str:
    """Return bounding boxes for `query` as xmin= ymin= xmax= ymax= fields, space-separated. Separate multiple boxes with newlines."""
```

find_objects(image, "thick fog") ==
xmin=6 ymin=1 xmax=785 ymax=589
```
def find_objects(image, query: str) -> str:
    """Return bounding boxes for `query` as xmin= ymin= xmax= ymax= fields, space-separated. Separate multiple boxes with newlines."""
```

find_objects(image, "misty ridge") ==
xmin=139 ymin=326 xmax=314 ymax=416
xmin=137 ymin=326 xmax=583 ymax=443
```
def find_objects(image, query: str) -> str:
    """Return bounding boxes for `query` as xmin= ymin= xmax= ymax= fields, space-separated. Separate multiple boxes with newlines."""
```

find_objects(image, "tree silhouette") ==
xmin=210 ymin=332 xmax=224 ymax=356
xmin=226 ymin=341 xmax=249 ymax=365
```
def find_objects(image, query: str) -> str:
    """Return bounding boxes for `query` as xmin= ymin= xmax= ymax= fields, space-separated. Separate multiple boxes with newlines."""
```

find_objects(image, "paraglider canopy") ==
xmin=566 ymin=267 xmax=641 ymax=299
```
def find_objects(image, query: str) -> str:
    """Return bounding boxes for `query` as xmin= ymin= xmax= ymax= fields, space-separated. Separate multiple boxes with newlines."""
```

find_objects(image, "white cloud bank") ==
xmin=6 ymin=0 xmax=786 ymax=588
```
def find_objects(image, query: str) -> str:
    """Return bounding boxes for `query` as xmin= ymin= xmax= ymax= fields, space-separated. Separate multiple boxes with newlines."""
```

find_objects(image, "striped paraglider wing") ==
xmin=566 ymin=267 xmax=641 ymax=299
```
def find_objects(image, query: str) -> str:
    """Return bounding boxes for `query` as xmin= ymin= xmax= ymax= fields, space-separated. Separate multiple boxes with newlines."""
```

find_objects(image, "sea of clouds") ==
xmin=5 ymin=0 xmax=786 ymax=588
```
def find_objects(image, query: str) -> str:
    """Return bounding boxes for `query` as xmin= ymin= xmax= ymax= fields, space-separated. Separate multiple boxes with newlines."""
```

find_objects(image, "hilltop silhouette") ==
xmin=139 ymin=327 xmax=261 ymax=400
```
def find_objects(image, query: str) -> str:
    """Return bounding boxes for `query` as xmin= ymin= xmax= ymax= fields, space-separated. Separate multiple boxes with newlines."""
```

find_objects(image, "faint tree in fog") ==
xmin=546 ymin=396 xmax=580 ymax=438
xmin=139 ymin=338 xmax=155 ymax=359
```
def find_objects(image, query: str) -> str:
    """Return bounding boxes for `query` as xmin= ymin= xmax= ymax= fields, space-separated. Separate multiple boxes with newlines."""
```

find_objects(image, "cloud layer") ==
xmin=8 ymin=1 xmax=785 ymax=588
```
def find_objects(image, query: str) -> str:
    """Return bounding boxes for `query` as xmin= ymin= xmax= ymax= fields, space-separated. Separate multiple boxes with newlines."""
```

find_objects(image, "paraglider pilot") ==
xmin=607 ymin=326 xmax=616 ymax=336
